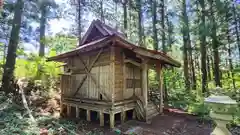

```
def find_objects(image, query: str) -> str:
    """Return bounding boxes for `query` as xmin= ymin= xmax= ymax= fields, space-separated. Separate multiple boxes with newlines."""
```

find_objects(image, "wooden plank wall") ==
xmin=134 ymin=67 xmax=141 ymax=97
xmin=61 ymin=75 xmax=73 ymax=96
xmin=61 ymin=48 xmax=112 ymax=101
xmin=113 ymin=46 xmax=143 ymax=101
xmin=124 ymin=64 xmax=142 ymax=99
xmin=124 ymin=64 xmax=134 ymax=99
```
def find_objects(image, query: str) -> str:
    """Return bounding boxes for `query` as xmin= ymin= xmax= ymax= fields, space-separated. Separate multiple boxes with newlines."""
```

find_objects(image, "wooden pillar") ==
xmin=132 ymin=110 xmax=136 ymax=119
xmin=99 ymin=111 xmax=104 ymax=127
xmin=142 ymin=59 xmax=148 ymax=119
xmin=76 ymin=106 xmax=79 ymax=118
xmin=67 ymin=105 xmax=71 ymax=117
xmin=110 ymin=46 xmax=115 ymax=107
xmin=110 ymin=112 xmax=115 ymax=128
xmin=123 ymin=52 xmax=126 ymax=97
xmin=60 ymin=102 xmax=64 ymax=116
xmin=121 ymin=111 xmax=126 ymax=123
xmin=158 ymin=64 xmax=164 ymax=113
xmin=86 ymin=110 xmax=91 ymax=121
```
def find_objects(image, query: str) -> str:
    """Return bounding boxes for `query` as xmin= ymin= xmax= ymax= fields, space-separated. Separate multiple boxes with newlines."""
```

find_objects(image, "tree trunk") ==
xmin=151 ymin=0 xmax=159 ymax=82
xmin=211 ymin=55 xmax=215 ymax=76
xmin=207 ymin=55 xmax=211 ymax=81
xmin=151 ymin=0 xmax=158 ymax=51
xmin=1 ymin=0 xmax=24 ymax=93
xmin=159 ymin=0 xmax=168 ymax=105
xmin=199 ymin=0 xmax=208 ymax=94
xmin=182 ymin=0 xmax=190 ymax=90
xmin=195 ymin=54 xmax=201 ymax=75
xmin=136 ymin=0 xmax=143 ymax=47
xmin=227 ymin=43 xmax=236 ymax=89
xmin=128 ymin=0 xmax=133 ymax=38
xmin=160 ymin=0 xmax=166 ymax=51
xmin=232 ymin=1 xmax=240 ymax=60
xmin=39 ymin=5 xmax=47 ymax=57
xmin=209 ymin=0 xmax=221 ymax=87
xmin=166 ymin=15 xmax=173 ymax=50
xmin=189 ymin=51 xmax=196 ymax=89
xmin=226 ymin=9 xmax=236 ymax=89
xmin=123 ymin=0 xmax=128 ymax=37
xmin=77 ymin=0 xmax=82 ymax=44
xmin=3 ymin=43 xmax=7 ymax=64
xmin=100 ymin=0 xmax=105 ymax=23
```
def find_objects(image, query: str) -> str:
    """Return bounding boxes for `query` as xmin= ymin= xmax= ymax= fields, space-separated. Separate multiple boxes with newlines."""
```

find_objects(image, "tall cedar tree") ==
xmin=1 ymin=0 xmax=24 ymax=93
xmin=199 ymin=0 xmax=208 ymax=93
xmin=181 ymin=0 xmax=190 ymax=90
xmin=77 ymin=0 xmax=82 ymax=43
xmin=226 ymin=3 xmax=236 ymax=89
xmin=160 ymin=0 xmax=168 ymax=102
xmin=165 ymin=13 xmax=175 ymax=101
xmin=160 ymin=0 xmax=165 ymax=51
xmin=166 ymin=15 xmax=173 ymax=50
xmin=207 ymin=55 xmax=211 ymax=80
xmin=151 ymin=0 xmax=158 ymax=51
xmin=100 ymin=0 xmax=104 ymax=23
xmin=232 ymin=1 xmax=240 ymax=59
xmin=122 ymin=0 xmax=128 ymax=37
xmin=150 ymin=0 xmax=162 ymax=95
xmin=209 ymin=0 xmax=221 ymax=87
xmin=39 ymin=4 xmax=47 ymax=57
xmin=136 ymin=0 xmax=143 ymax=46
xmin=128 ymin=0 xmax=133 ymax=38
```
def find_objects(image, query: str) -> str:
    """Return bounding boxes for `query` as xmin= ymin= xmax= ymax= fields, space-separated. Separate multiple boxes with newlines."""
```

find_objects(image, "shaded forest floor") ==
xmin=0 ymin=91 xmax=239 ymax=135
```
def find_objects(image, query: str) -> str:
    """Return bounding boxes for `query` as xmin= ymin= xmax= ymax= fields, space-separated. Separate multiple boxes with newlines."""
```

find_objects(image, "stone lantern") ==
xmin=205 ymin=88 xmax=238 ymax=135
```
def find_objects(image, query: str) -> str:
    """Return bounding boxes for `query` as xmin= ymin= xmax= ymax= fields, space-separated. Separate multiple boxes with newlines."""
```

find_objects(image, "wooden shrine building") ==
xmin=48 ymin=20 xmax=181 ymax=128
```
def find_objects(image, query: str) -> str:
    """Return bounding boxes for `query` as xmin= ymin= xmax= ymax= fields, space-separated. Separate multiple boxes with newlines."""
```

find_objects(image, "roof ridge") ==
xmin=95 ymin=19 xmax=125 ymax=37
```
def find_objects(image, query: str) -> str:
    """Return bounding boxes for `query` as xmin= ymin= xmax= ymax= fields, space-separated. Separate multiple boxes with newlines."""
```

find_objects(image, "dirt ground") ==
xmin=77 ymin=109 xmax=240 ymax=135
xmin=105 ymin=111 xmax=213 ymax=135
xmin=30 ymin=93 xmax=238 ymax=135
xmin=72 ymin=110 xmax=214 ymax=135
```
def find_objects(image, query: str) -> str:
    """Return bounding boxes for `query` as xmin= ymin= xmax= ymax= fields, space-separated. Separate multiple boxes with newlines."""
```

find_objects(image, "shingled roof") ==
xmin=80 ymin=19 xmax=125 ymax=45
xmin=48 ymin=20 xmax=181 ymax=67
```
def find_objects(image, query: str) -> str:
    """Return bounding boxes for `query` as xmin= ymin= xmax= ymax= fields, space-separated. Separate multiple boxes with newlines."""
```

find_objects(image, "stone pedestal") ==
xmin=204 ymin=90 xmax=238 ymax=135
xmin=210 ymin=112 xmax=232 ymax=135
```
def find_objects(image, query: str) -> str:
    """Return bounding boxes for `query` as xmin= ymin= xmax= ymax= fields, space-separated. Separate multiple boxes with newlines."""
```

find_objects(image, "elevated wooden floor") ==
xmin=60 ymin=97 xmax=160 ymax=128
xmin=61 ymin=97 xmax=136 ymax=128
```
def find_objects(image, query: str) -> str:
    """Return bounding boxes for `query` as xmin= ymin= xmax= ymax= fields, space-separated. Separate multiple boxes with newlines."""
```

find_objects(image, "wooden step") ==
xmin=135 ymin=99 xmax=145 ymax=120
xmin=146 ymin=102 xmax=159 ymax=121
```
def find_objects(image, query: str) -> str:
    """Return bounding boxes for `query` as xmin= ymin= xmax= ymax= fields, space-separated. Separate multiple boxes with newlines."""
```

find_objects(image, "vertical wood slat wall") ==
xmin=60 ymin=46 xmax=144 ymax=103
xmin=61 ymin=48 xmax=112 ymax=101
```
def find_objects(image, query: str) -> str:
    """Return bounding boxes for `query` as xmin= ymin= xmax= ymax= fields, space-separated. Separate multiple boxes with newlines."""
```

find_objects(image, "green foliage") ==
xmin=15 ymin=50 xmax=62 ymax=80
xmin=0 ymin=101 xmax=78 ymax=135
xmin=45 ymin=35 xmax=77 ymax=54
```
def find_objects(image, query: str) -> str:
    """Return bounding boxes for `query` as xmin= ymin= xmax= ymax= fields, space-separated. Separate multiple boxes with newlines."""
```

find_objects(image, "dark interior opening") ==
xmin=126 ymin=110 xmax=134 ymax=120
xmin=99 ymin=94 xmax=103 ymax=100
xmin=104 ymin=113 xmax=110 ymax=125
xmin=90 ymin=110 xmax=99 ymax=121
xmin=78 ymin=108 xmax=86 ymax=120
xmin=70 ymin=106 xmax=76 ymax=118
xmin=115 ymin=113 xmax=121 ymax=125
xmin=61 ymin=104 xmax=67 ymax=117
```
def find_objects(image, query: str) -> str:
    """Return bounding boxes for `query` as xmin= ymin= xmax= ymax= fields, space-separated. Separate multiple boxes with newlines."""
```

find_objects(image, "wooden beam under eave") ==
xmin=124 ymin=59 xmax=141 ymax=68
